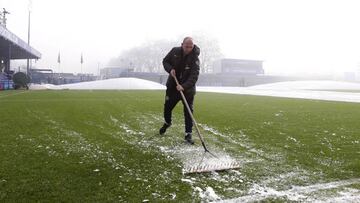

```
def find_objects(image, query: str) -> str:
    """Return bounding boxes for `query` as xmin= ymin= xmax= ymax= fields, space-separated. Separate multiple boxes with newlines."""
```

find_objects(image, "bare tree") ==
xmin=109 ymin=34 xmax=223 ymax=73
xmin=108 ymin=39 xmax=176 ymax=73
xmin=190 ymin=33 xmax=223 ymax=73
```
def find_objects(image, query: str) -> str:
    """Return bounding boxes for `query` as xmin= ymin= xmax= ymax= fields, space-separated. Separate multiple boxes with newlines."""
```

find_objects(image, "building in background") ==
xmin=213 ymin=58 xmax=264 ymax=75
xmin=99 ymin=58 xmax=317 ymax=87
xmin=198 ymin=58 xmax=269 ymax=86
xmin=100 ymin=57 xmax=340 ymax=87
xmin=100 ymin=67 xmax=134 ymax=79
xmin=30 ymin=68 xmax=97 ymax=85
xmin=0 ymin=23 xmax=41 ymax=90
xmin=99 ymin=58 xmax=298 ymax=87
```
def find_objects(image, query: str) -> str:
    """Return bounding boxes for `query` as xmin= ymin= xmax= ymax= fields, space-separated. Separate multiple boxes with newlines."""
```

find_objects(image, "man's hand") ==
xmin=170 ymin=69 xmax=184 ymax=91
xmin=170 ymin=69 xmax=176 ymax=78
xmin=176 ymin=85 xmax=184 ymax=92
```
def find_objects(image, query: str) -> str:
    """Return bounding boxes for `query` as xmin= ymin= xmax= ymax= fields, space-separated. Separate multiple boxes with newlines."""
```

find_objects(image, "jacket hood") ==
xmin=193 ymin=44 xmax=200 ymax=56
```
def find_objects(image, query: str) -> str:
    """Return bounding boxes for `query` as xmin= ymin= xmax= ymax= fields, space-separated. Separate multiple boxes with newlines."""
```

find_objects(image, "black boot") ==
xmin=159 ymin=123 xmax=171 ymax=135
xmin=185 ymin=133 xmax=194 ymax=145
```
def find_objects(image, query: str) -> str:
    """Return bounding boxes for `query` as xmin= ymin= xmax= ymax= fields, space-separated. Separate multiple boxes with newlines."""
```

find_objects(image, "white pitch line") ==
xmin=221 ymin=178 xmax=360 ymax=202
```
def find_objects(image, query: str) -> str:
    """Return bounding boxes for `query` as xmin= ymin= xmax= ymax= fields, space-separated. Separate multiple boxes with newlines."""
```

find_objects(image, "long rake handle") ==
xmin=172 ymin=74 xmax=210 ymax=152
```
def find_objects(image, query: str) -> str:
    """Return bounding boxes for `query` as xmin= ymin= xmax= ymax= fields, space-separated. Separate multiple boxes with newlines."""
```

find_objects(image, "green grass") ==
xmin=0 ymin=90 xmax=359 ymax=202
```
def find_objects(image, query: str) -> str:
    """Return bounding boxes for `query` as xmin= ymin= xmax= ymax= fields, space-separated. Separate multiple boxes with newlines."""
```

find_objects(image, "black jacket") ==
xmin=162 ymin=45 xmax=200 ymax=94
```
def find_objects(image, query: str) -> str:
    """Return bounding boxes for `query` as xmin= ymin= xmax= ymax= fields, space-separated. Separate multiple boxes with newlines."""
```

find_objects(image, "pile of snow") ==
xmin=29 ymin=79 xmax=360 ymax=103
xmin=248 ymin=80 xmax=360 ymax=90
xmin=30 ymin=83 xmax=60 ymax=90
xmin=30 ymin=78 xmax=165 ymax=90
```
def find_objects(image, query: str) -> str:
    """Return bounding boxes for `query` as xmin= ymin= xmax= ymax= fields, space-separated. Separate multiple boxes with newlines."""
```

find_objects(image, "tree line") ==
xmin=108 ymin=34 xmax=223 ymax=74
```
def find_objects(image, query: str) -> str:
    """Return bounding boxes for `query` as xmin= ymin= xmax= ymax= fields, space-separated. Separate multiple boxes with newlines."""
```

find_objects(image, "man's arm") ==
xmin=162 ymin=48 xmax=175 ymax=73
xmin=181 ymin=58 xmax=200 ymax=90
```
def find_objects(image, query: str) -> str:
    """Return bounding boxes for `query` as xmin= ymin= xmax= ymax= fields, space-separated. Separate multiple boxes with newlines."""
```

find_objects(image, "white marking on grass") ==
xmin=221 ymin=178 xmax=360 ymax=202
xmin=196 ymin=186 xmax=221 ymax=202
xmin=181 ymin=178 xmax=194 ymax=184
xmin=109 ymin=115 xmax=145 ymax=136
xmin=317 ymin=188 xmax=360 ymax=203
xmin=198 ymin=123 xmax=280 ymax=162
xmin=133 ymin=114 xmax=254 ymax=200
xmin=286 ymin=136 xmax=303 ymax=147
xmin=133 ymin=114 xmax=358 ymax=202
xmin=28 ymin=111 xmax=128 ymax=172
xmin=119 ymin=124 xmax=145 ymax=136
xmin=198 ymin=123 xmax=249 ymax=148
xmin=110 ymin=115 xmax=119 ymax=123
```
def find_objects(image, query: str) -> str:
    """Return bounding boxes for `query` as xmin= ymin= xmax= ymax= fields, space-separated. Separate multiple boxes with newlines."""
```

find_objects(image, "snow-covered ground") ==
xmin=30 ymin=83 xmax=61 ymax=90
xmin=198 ymin=80 xmax=360 ymax=103
xmin=30 ymin=78 xmax=165 ymax=90
xmin=111 ymin=113 xmax=360 ymax=202
xmin=248 ymin=80 xmax=360 ymax=90
xmin=30 ymin=79 xmax=360 ymax=103
xmin=197 ymin=86 xmax=360 ymax=103
xmin=221 ymin=178 xmax=360 ymax=203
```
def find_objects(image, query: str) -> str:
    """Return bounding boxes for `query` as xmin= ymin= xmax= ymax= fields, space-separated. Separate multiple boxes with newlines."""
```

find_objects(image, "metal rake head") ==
xmin=183 ymin=161 xmax=241 ymax=174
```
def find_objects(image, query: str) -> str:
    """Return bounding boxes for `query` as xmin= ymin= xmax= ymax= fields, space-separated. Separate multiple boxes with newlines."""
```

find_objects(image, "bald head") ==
xmin=183 ymin=37 xmax=194 ymax=44
xmin=182 ymin=37 xmax=194 ymax=55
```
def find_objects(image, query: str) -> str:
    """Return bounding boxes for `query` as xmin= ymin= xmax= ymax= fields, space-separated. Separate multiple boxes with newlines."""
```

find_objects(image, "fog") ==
xmin=2 ymin=0 xmax=360 ymax=76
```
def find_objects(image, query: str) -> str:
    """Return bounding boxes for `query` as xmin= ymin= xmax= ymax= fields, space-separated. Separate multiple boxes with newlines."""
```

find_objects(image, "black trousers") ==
xmin=163 ymin=89 xmax=194 ymax=133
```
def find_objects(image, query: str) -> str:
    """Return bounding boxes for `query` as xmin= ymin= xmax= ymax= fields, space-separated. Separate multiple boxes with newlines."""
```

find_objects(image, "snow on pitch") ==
xmin=198 ymin=80 xmax=360 ymax=103
xmin=30 ymin=78 xmax=165 ymax=90
xmin=248 ymin=80 xmax=360 ymax=90
xmin=30 ymin=79 xmax=360 ymax=103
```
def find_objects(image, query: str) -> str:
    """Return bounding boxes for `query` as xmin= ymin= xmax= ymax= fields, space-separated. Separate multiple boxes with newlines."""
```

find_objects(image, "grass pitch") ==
xmin=0 ymin=90 xmax=359 ymax=202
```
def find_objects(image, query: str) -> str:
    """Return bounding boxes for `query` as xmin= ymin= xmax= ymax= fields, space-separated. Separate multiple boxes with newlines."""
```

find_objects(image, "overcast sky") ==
xmin=1 ymin=0 xmax=360 ymax=75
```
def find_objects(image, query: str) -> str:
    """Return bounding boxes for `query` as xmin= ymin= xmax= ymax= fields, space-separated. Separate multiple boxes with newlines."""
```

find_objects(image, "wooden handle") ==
xmin=171 ymin=74 xmax=209 ymax=152
xmin=172 ymin=73 xmax=181 ymax=86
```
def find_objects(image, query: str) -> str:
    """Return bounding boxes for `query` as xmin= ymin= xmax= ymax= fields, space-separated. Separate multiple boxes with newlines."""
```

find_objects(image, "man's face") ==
xmin=182 ymin=40 xmax=194 ymax=55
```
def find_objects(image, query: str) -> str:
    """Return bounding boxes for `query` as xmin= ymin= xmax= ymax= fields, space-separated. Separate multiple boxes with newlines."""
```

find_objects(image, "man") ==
xmin=159 ymin=37 xmax=200 ymax=144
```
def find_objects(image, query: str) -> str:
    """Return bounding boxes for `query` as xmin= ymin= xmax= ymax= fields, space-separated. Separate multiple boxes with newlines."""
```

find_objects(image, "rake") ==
xmin=172 ymin=74 xmax=241 ymax=173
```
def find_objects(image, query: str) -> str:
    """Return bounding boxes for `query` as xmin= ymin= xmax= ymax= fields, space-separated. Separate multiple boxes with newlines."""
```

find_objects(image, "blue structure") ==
xmin=0 ymin=24 xmax=41 ymax=90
